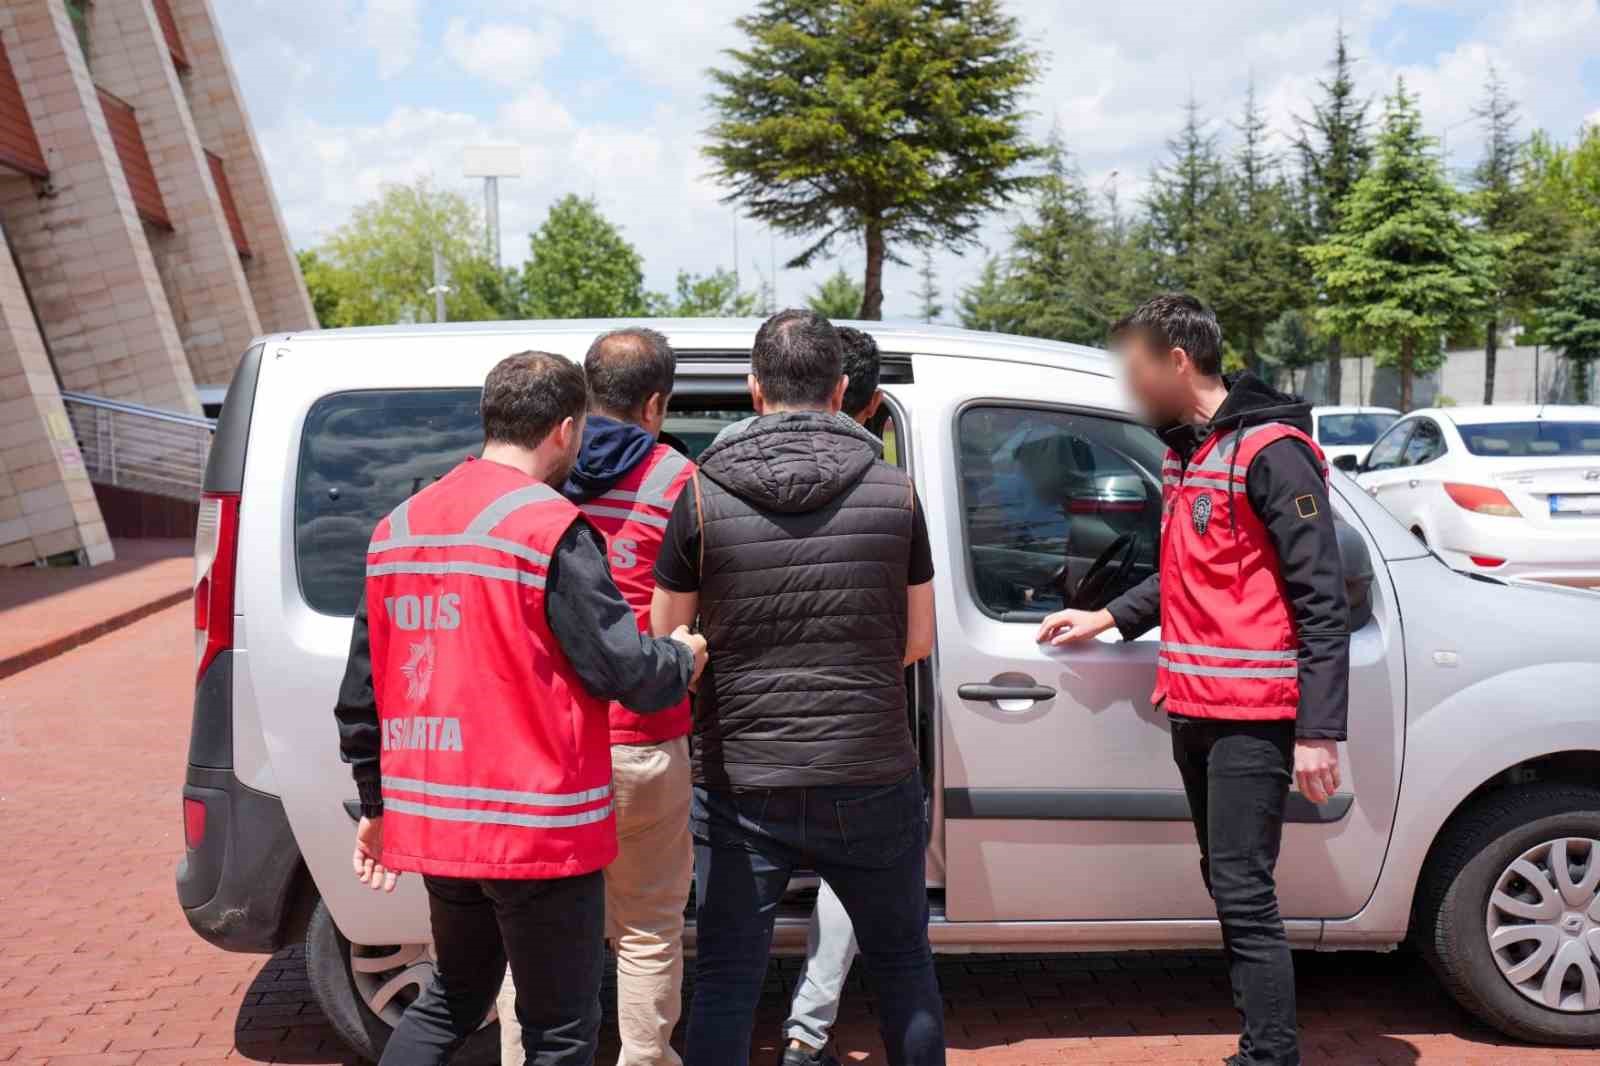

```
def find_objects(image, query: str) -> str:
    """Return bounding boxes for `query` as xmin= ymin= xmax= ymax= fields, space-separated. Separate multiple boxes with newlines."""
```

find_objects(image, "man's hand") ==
xmin=353 ymin=815 xmax=399 ymax=892
xmin=1294 ymin=740 xmax=1341 ymax=805
xmin=1035 ymin=607 xmax=1115 ymax=646
xmin=670 ymin=625 xmax=708 ymax=687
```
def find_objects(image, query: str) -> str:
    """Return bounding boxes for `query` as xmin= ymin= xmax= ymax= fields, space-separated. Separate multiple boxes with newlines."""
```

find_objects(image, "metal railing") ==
xmin=61 ymin=391 xmax=215 ymax=502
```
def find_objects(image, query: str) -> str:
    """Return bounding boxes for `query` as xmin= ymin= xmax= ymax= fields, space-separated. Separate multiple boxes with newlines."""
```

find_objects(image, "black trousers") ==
xmin=378 ymin=870 xmax=605 ymax=1066
xmin=1170 ymin=716 xmax=1299 ymax=1066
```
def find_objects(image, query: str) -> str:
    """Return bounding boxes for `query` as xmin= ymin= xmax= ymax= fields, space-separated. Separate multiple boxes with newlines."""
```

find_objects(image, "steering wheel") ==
xmin=1068 ymin=532 xmax=1140 ymax=611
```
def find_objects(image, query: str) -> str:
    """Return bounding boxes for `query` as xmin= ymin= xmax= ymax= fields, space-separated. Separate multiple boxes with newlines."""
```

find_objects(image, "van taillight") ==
xmin=194 ymin=493 xmax=240 ymax=680
xmin=183 ymin=797 xmax=207 ymax=849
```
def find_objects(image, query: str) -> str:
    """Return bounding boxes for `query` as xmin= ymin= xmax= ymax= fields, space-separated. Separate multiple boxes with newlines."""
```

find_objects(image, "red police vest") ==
xmin=1154 ymin=422 xmax=1328 ymax=721
xmin=366 ymin=458 xmax=616 ymax=880
xmin=575 ymin=443 xmax=695 ymax=745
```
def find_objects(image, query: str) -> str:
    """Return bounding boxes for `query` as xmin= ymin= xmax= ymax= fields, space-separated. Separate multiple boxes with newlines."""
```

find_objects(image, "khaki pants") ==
xmin=500 ymin=736 xmax=693 ymax=1066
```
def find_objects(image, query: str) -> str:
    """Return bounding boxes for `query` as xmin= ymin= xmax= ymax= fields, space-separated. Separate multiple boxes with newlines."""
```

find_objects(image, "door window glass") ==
xmin=295 ymin=388 xmax=483 ymax=615
xmin=1401 ymin=418 xmax=1445 ymax=466
xmin=958 ymin=406 xmax=1164 ymax=619
xmin=1363 ymin=422 xmax=1412 ymax=471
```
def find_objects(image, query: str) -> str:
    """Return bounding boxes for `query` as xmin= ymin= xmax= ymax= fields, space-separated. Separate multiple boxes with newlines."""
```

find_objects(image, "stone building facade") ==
xmin=0 ymin=0 xmax=311 ymax=567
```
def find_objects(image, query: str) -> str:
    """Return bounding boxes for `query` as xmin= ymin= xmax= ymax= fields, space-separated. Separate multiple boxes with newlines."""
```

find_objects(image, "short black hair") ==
xmin=837 ymin=326 xmax=881 ymax=418
xmin=1110 ymin=293 xmax=1223 ymax=377
xmin=750 ymin=309 xmax=843 ymax=408
xmin=481 ymin=351 xmax=588 ymax=449
xmin=584 ymin=327 xmax=676 ymax=417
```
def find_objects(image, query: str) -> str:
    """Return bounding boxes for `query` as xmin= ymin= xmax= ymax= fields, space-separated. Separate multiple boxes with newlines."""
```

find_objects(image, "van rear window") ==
xmin=295 ymin=388 xmax=482 ymax=615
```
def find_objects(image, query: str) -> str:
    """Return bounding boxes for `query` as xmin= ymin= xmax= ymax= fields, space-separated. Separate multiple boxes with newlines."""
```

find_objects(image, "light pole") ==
xmin=464 ymin=146 xmax=523 ymax=268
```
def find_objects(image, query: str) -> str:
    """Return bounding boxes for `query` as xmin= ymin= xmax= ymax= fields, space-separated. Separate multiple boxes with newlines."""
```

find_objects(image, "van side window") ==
xmin=958 ymin=406 xmax=1164 ymax=619
xmin=295 ymin=388 xmax=482 ymax=616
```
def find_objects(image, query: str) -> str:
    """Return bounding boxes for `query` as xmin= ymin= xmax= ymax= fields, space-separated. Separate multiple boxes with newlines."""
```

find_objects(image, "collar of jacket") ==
xmin=1156 ymin=372 xmax=1314 ymax=461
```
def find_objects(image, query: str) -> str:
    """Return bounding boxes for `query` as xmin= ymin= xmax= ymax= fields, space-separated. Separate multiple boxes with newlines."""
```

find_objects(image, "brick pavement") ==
xmin=1 ymin=601 xmax=1595 ymax=1064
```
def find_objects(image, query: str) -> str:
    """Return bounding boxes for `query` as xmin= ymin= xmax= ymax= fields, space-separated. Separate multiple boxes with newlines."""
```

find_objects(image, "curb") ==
xmin=0 ymin=586 xmax=191 ymax=681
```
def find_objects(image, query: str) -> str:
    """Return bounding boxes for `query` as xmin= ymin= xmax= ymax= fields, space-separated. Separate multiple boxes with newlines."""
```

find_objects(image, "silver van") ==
xmin=176 ymin=320 xmax=1600 ymax=1058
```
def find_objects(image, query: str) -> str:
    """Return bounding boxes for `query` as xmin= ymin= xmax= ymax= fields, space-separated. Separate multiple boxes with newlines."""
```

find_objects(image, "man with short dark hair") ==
xmin=652 ymin=310 xmax=944 ymax=1066
xmin=1037 ymin=294 xmax=1348 ymax=1066
xmin=497 ymin=328 xmax=698 ymax=1066
xmin=334 ymin=351 xmax=706 ymax=1066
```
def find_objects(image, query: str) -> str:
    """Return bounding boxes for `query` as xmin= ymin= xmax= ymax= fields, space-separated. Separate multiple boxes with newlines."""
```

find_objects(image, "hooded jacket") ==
xmin=687 ymin=412 xmax=919 ymax=788
xmin=1106 ymin=374 xmax=1350 ymax=740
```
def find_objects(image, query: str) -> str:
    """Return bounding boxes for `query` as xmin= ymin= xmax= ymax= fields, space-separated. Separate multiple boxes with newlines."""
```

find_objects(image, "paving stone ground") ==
xmin=1 ymin=601 xmax=1594 ymax=1064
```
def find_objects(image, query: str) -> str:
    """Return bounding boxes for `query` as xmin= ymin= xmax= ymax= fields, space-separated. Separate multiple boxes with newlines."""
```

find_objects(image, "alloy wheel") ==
xmin=1486 ymin=837 xmax=1600 ymax=1013
xmin=349 ymin=942 xmax=497 ymax=1029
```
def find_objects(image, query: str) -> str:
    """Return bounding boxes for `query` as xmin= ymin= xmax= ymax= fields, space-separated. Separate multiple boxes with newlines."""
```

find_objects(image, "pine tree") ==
xmin=957 ymin=257 xmax=1022 ymax=334
xmin=706 ymin=0 xmax=1041 ymax=319
xmin=807 ymin=267 xmax=866 ymax=320
xmin=1471 ymin=66 xmax=1526 ymax=404
xmin=1007 ymin=133 xmax=1120 ymax=344
xmin=1145 ymin=96 xmax=1226 ymax=293
xmin=1208 ymin=80 xmax=1302 ymax=374
xmin=1293 ymin=29 xmax=1371 ymax=401
xmin=914 ymin=250 xmax=943 ymax=323
xmin=1538 ymin=242 xmax=1600 ymax=404
xmin=1305 ymin=79 xmax=1497 ymax=410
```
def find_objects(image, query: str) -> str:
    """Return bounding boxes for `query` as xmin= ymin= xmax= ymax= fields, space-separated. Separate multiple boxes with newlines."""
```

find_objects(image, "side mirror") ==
xmin=1335 ymin=518 xmax=1375 ymax=631
xmin=1332 ymin=454 xmax=1360 ymax=474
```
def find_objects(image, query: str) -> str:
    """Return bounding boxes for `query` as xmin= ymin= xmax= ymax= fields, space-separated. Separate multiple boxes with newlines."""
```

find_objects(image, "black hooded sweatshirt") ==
xmin=1106 ymin=373 xmax=1350 ymax=741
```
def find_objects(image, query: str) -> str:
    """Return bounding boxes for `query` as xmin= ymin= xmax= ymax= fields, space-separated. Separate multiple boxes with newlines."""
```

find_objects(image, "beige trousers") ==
xmin=499 ymin=736 xmax=693 ymax=1066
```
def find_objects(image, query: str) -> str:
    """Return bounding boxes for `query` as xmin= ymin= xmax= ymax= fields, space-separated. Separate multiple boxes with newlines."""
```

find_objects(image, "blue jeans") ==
xmin=684 ymin=775 xmax=944 ymax=1066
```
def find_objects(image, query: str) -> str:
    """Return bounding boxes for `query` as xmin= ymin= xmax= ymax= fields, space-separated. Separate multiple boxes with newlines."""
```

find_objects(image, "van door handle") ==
xmin=958 ymin=683 xmax=1056 ymax=704
xmin=1408 ymin=478 xmax=1419 ymax=488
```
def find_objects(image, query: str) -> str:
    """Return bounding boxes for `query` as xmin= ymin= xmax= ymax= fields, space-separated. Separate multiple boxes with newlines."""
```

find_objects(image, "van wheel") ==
xmin=304 ymin=898 xmax=499 ymax=1063
xmin=1418 ymin=784 xmax=1600 ymax=1044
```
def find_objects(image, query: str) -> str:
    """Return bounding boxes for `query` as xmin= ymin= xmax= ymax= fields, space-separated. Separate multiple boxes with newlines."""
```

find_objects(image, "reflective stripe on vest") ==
xmin=578 ymin=448 xmax=690 ymax=528
xmin=384 ymin=798 xmax=614 ymax=829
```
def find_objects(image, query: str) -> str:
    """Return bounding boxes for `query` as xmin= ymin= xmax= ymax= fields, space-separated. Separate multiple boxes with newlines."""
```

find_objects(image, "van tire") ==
xmin=1417 ymin=784 xmax=1600 ymax=1045
xmin=304 ymin=898 xmax=499 ymax=1063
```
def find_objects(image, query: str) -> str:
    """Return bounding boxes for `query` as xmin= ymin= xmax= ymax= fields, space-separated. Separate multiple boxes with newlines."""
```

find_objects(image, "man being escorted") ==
xmin=653 ymin=310 xmax=943 ymax=1066
xmin=1039 ymin=295 xmax=1348 ymax=1066
xmin=335 ymin=352 xmax=705 ymax=1066
xmin=497 ymin=328 xmax=698 ymax=1066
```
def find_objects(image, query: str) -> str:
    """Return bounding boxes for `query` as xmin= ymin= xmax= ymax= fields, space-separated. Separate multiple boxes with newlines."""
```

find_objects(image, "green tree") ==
xmin=1260 ymin=308 xmax=1329 ymax=394
xmin=1293 ymin=28 xmax=1372 ymax=402
xmin=649 ymin=268 xmax=763 ymax=317
xmin=306 ymin=178 xmax=511 ymax=326
xmin=705 ymin=0 xmax=1041 ymax=320
xmin=807 ymin=267 xmax=865 ymax=319
xmin=1006 ymin=134 xmax=1121 ymax=345
xmin=1305 ymin=79 xmax=1496 ymax=411
xmin=1538 ymin=243 xmax=1600 ymax=404
xmin=956 ymin=256 xmax=1022 ymax=333
xmin=1526 ymin=122 xmax=1600 ymax=232
xmin=519 ymin=195 xmax=649 ymax=319
xmin=914 ymin=251 xmax=943 ymax=323
xmin=1208 ymin=81 xmax=1303 ymax=373
xmin=1144 ymin=96 xmax=1226 ymax=294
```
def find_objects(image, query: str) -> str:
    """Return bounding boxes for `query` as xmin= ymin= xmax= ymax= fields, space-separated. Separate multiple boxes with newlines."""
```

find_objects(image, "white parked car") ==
xmin=1353 ymin=405 xmax=1600 ymax=588
xmin=1312 ymin=405 xmax=1401 ymax=467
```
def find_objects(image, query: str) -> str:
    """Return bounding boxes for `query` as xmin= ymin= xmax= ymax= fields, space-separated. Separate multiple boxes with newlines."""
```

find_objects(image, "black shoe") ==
xmin=779 ymin=1046 xmax=841 ymax=1066
xmin=1223 ymin=1056 xmax=1246 ymax=1066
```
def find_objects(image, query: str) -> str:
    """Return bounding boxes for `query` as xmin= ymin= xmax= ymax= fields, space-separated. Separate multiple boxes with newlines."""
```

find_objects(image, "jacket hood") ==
xmin=562 ymin=414 xmax=656 ymax=502
xmin=1159 ymin=373 xmax=1313 ymax=453
xmin=697 ymin=412 xmax=881 ymax=514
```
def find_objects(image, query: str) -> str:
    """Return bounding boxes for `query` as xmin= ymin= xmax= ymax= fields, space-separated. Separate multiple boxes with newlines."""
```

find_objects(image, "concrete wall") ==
xmin=1296 ymin=345 xmax=1595 ymax=410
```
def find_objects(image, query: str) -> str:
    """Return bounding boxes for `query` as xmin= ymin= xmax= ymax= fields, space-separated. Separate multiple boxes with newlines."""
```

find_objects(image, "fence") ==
xmin=61 ymin=392 xmax=214 ymax=503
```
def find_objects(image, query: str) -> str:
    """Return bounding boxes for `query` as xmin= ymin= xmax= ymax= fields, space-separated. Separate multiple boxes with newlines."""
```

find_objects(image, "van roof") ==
xmin=258 ymin=318 xmax=1114 ymax=377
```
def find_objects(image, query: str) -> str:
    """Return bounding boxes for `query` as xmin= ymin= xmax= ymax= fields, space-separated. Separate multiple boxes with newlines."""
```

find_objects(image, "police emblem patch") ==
xmin=1191 ymin=493 xmax=1213 ymax=535
xmin=401 ymin=636 xmax=436 ymax=703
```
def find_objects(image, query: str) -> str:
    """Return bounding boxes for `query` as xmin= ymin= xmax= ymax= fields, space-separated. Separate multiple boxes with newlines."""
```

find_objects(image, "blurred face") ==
xmin=1114 ymin=328 xmax=1188 ymax=426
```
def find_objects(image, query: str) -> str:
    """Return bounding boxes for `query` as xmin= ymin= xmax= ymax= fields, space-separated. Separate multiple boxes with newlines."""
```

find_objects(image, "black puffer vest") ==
xmin=692 ymin=412 xmax=918 ymax=788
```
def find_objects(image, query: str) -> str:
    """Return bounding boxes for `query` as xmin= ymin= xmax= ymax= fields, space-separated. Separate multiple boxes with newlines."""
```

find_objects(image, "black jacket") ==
xmin=1107 ymin=374 xmax=1351 ymax=740
xmin=687 ymin=412 xmax=921 ymax=788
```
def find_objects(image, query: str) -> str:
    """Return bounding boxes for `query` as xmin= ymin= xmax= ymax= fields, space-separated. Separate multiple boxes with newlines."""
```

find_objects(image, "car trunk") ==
xmin=1489 ymin=458 xmax=1600 ymax=528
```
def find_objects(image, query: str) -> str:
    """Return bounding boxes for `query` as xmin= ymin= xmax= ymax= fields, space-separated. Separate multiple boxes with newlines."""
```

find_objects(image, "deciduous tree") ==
xmin=1538 ymin=242 xmax=1600 ymax=404
xmin=519 ymin=195 xmax=649 ymax=319
xmin=705 ymin=0 xmax=1041 ymax=320
xmin=650 ymin=269 xmax=763 ymax=317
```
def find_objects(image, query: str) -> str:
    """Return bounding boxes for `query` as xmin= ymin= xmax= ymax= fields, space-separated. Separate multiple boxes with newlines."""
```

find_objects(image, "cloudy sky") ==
xmin=220 ymin=0 xmax=1600 ymax=320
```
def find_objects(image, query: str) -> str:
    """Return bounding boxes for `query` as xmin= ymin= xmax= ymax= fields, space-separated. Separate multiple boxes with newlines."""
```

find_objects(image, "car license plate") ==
xmin=1549 ymin=494 xmax=1600 ymax=515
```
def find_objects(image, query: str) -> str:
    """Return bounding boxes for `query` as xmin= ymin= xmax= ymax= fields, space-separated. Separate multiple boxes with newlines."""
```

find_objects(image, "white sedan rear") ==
xmin=1353 ymin=405 xmax=1600 ymax=588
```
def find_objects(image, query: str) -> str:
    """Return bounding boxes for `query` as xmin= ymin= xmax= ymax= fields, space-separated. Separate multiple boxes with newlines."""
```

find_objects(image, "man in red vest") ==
xmin=497 ymin=328 xmax=698 ymax=1066
xmin=1037 ymin=295 xmax=1348 ymax=1066
xmin=334 ymin=351 xmax=706 ymax=1066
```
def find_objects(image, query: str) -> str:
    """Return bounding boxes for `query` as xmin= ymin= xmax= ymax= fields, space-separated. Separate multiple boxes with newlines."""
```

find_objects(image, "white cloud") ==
xmin=363 ymin=0 xmax=422 ymax=80
xmin=443 ymin=17 xmax=563 ymax=88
